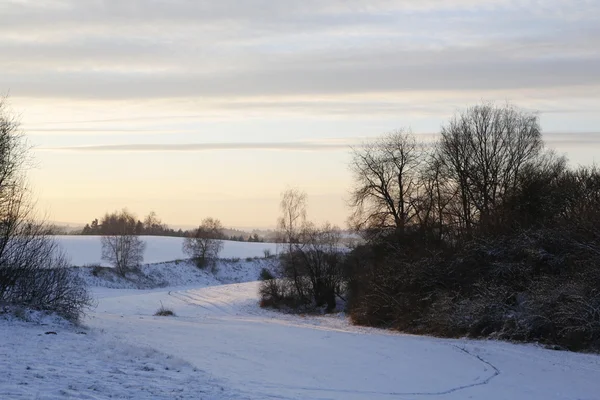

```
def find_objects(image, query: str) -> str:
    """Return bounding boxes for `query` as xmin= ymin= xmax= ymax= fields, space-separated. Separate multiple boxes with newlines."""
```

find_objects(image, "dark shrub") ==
xmin=154 ymin=304 xmax=176 ymax=317
xmin=259 ymin=267 xmax=275 ymax=281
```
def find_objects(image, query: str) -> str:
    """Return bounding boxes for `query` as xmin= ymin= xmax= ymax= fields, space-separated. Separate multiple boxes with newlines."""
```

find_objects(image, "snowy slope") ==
xmin=76 ymin=257 xmax=278 ymax=289
xmin=0 ymin=314 xmax=241 ymax=400
xmin=54 ymin=235 xmax=278 ymax=266
xmin=87 ymin=282 xmax=600 ymax=400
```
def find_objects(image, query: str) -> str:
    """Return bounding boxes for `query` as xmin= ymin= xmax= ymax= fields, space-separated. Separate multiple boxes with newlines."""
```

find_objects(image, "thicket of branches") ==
xmin=259 ymin=189 xmax=346 ymax=312
xmin=0 ymin=98 xmax=92 ymax=321
xmin=346 ymin=101 xmax=600 ymax=350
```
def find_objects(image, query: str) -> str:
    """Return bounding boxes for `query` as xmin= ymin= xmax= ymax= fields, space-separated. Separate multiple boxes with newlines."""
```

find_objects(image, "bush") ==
xmin=154 ymin=303 xmax=175 ymax=317
xmin=259 ymin=267 xmax=275 ymax=281
xmin=259 ymin=248 xmax=346 ymax=313
xmin=258 ymin=278 xmax=308 ymax=310
xmin=0 ymin=237 xmax=94 ymax=322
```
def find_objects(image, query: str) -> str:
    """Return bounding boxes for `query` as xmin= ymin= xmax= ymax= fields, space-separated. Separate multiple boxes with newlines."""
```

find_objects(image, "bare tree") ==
xmin=0 ymin=97 xmax=92 ymax=321
xmin=277 ymin=188 xmax=307 ymax=246
xmin=349 ymin=130 xmax=425 ymax=234
xmin=412 ymin=152 xmax=457 ymax=240
xmin=438 ymin=101 xmax=543 ymax=234
xmin=276 ymin=189 xmax=309 ymax=299
xmin=298 ymin=222 xmax=346 ymax=311
xmin=262 ymin=221 xmax=347 ymax=311
xmin=261 ymin=189 xmax=347 ymax=311
xmin=183 ymin=217 xmax=224 ymax=269
xmin=101 ymin=209 xmax=146 ymax=276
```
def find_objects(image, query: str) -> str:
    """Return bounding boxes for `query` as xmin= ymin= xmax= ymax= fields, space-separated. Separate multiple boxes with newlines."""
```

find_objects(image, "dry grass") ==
xmin=154 ymin=302 xmax=175 ymax=317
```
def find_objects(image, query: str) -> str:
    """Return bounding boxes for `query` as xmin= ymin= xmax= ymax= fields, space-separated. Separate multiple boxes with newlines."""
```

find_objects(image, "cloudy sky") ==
xmin=2 ymin=0 xmax=599 ymax=228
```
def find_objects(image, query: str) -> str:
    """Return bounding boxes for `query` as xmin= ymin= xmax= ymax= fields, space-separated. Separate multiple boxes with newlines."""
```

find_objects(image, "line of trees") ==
xmin=348 ymin=102 xmax=545 ymax=239
xmin=82 ymin=211 xmax=185 ymax=237
xmin=260 ymin=101 xmax=600 ymax=351
xmin=345 ymin=101 xmax=600 ymax=350
xmin=82 ymin=212 xmax=265 ymax=242
xmin=229 ymin=233 xmax=263 ymax=242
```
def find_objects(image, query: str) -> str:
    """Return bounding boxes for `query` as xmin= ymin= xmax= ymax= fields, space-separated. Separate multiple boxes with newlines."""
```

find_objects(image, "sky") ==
xmin=1 ymin=0 xmax=599 ymax=229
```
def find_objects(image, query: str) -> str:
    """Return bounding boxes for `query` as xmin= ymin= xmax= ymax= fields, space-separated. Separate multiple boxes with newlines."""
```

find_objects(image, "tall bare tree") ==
xmin=0 ymin=97 xmax=91 ymax=320
xmin=412 ymin=152 xmax=457 ymax=240
xmin=276 ymin=188 xmax=309 ymax=300
xmin=101 ymin=209 xmax=146 ymax=276
xmin=438 ymin=102 xmax=543 ymax=234
xmin=349 ymin=130 xmax=425 ymax=234
xmin=277 ymin=188 xmax=307 ymax=245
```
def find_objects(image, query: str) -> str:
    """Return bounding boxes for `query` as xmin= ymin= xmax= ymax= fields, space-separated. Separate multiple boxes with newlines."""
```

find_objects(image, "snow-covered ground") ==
xmin=90 ymin=282 xmax=600 ymax=400
xmin=76 ymin=257 xmax=277 ymax=290
xmin=0 ymin=313 xmax=232 ymax=399
xmin=54 ymin=235 xmax=278 ymax=266
xmin=1 ymin=237 xmax=599 ymax=399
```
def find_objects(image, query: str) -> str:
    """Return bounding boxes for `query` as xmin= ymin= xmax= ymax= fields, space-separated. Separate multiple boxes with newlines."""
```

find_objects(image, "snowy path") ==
xmin=89 ymin=282 xmax=600 ymax=400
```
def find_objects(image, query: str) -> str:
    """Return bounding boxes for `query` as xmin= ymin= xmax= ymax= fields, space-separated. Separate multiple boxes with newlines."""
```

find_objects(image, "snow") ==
xmin=1 ymin=237 xmax=599 ymax=399
xmin=76 ymin=257 xmax=277 ymax=290
xmin=0 ymin=314 xmax=234 ymax=399
xmin=54 ymin=235 xmax=278 ymax=267
xmin=89 ymin=282 xmax=600 ymax=400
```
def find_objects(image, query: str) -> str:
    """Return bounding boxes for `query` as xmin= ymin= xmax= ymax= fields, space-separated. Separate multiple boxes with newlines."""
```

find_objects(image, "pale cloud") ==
xmin=38 ymin=133 xmax=600 ymax=153
xmin=1 ymin=0 xmax=598 ymax=102
xmin=544 ymin=132 xmax=600 ymax=145
xmin=40 ymin=139 xmax=364 ymax=152
xmin=5 ymin=55 xmax=598 ymax=100
xmin=3 ymin=0 xmax=599 ymax=226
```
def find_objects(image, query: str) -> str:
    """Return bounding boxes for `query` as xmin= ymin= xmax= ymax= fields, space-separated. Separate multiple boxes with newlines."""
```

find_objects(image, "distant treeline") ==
xmin=79 ymin=211 xmax=267 ymax=242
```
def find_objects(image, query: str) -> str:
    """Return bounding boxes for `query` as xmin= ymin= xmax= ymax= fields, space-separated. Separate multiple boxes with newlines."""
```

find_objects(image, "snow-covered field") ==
xmin=54 ymin=235 xmax=278 ymax=266
xmin=1 ymin=236 xmax=599 ymax=399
